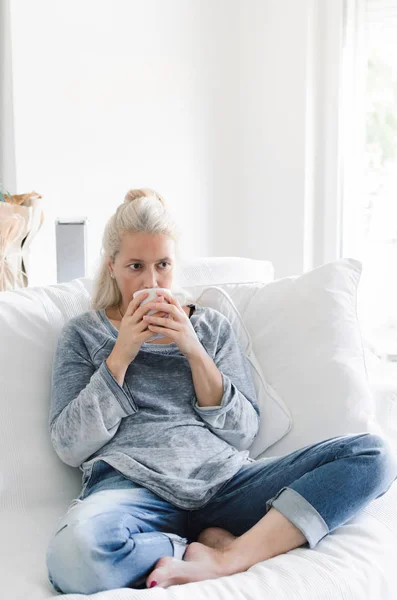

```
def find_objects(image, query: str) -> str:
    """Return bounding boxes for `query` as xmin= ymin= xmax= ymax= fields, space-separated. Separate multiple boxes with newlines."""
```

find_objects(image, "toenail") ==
xmin=150 ymin=581 xmax=158 ymax=587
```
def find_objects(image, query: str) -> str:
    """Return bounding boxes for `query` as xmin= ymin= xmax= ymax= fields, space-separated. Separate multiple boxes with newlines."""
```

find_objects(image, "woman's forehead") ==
xmin=119 ymin=232 xmax=175 ymax=260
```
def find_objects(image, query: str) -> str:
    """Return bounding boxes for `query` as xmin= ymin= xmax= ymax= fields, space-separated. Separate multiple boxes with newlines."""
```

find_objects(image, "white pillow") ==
xmin=240 ymin=258 xmax=382 ymax=458
xmin=196 ymin=286 xmax=292 ymax=457
xmin=0 ymin=280 xmax=92 ymax=512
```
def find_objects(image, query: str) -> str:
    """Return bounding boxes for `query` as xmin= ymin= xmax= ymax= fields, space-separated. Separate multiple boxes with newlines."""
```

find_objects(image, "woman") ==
xmin=46 ymin=188 xmax=397 ymax=594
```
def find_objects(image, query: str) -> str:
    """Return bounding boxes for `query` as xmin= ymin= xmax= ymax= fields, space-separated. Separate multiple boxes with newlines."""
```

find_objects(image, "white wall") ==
xmin=0 ymin=0 xmax=17 ymax=193
xmin=9 ymin=0 xmax=342 ymax=286
xmin=236 ymin=0 xmax=310 ymax=277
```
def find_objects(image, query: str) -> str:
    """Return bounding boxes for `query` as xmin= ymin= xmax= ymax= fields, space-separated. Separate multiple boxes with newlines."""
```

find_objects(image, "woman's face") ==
xmin=108 ymin=232 xmax=176 ymax=306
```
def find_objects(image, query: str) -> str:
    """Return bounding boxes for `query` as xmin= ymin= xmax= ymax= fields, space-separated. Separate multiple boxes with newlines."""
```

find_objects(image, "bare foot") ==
xmin=146 ymin=541 xmax=238 ymax=589
xmin=197 ymin=527 xmax=237 ymax=550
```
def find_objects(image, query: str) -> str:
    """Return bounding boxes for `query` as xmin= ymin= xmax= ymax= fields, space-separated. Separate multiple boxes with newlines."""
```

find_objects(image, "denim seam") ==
xmin=137 ymin=533 xmax=176 ymax=545
xmin=188 ymin=480 xmax=257 ymax=538
xmin=162 ymin=532 xmax=189 ymax=544
xmin=161 ymin=532 xmax=189 ymax=559
xmin=287 ymin=439 xmax=349 ymax=472
xmin=204 ymin=478 xmax=256 ymax=504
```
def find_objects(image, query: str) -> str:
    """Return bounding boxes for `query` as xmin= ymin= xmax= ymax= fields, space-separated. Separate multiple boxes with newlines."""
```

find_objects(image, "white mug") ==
xmin=133 ymin=287 xmax=172 ymax=341
xmin=133 ymin=287 xmax=172 ymax=315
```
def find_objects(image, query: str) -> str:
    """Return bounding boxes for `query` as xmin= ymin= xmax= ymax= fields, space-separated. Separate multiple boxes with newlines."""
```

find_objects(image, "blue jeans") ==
xmin=46 ymin=433 xmax=397 ymax=594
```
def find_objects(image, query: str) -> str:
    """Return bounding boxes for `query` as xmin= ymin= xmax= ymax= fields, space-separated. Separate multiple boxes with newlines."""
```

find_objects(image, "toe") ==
xmin=146 ymin=558 xmax=175 ymax=589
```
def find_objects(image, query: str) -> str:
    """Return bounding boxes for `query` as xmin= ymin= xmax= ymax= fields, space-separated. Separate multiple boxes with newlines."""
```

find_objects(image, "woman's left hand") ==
xmin=142 ymin=290 xmax=203 ymax=359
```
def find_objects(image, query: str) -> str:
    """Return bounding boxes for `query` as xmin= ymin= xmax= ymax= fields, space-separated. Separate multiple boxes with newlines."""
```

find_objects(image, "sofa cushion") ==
xmin=0 ymin=279 xmax=93 ymax=512
xmin=195 ymin=286 xmax=292 ymax=457
xmin=239 ymin=258 xmax=382 ymax=458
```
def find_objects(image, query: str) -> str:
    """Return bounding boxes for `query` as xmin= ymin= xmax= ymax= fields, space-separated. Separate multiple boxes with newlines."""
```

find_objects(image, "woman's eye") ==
xmin=129 ymin=262 xmax=170 ymax=271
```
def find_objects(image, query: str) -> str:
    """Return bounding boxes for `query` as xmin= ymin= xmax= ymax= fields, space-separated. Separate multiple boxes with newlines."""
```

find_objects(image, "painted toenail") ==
xmin=150 ymin=581 xmax=158 ymax=588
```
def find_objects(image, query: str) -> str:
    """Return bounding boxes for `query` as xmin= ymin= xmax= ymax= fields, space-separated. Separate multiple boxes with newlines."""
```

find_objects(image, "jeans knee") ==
xmin=46 ymin=519 xmax=114 ymax=594
xmin=46 ymin=514 xmax=164 ymax=594
xmin=361 ymin=433 xmax=397 ymax=486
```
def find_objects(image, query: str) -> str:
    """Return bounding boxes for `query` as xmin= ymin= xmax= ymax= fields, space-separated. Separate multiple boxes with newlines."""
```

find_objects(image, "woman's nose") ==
xmin=143 ymin=272 xmax=158 ymax=288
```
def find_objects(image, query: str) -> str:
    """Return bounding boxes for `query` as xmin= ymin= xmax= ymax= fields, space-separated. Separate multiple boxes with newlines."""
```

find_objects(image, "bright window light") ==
xmin=342 ymin=0 xmax=397 ymax=378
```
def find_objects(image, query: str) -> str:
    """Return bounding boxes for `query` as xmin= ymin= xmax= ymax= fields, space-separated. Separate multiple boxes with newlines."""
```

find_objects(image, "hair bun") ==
xmin=124 ymin=188 xmax=166 ymax=207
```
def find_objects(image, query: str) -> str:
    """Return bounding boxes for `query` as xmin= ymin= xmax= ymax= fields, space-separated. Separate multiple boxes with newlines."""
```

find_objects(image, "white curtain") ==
xmin=366 ymin=0 xmax=397 ymax=31
xmin=341 ymin=0 xmax=397 ymax=365
xmin=0 ymin=0 xmax=16 ymax=193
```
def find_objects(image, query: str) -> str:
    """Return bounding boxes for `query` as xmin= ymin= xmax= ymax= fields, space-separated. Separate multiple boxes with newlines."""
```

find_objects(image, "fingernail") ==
xmin=150 ymin=581 xmax=158 ymax=588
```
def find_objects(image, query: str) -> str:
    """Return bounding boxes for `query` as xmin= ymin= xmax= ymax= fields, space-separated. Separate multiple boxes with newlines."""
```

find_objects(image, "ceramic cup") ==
xmin=133 ymin=287 xmax=172 ymax=315
xmin=133 ymin=287 xmax=172 ymax=340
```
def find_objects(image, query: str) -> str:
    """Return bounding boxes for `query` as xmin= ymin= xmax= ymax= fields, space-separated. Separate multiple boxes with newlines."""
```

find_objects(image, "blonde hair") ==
xmin=91 ymin=188 xmax=193 ymax=311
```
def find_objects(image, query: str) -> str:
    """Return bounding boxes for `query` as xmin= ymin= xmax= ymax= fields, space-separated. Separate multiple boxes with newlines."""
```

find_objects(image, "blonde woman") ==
xmin=46 ymin=188 xmax=397 ymax=593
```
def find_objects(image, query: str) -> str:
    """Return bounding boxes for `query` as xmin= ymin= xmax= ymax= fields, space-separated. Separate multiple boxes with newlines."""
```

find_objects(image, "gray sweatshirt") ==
xmin=49 ymin=304 xmax=260 ymax=509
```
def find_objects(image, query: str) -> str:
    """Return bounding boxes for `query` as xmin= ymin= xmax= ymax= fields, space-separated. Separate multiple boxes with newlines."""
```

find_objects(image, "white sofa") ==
xmin=0 ymin=256 xmax=396 ymax=600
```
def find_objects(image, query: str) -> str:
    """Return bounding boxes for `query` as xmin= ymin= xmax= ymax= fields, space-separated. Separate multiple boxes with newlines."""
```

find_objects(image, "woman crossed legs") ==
xmin=46 ymin=432 xmax=397 ymax=592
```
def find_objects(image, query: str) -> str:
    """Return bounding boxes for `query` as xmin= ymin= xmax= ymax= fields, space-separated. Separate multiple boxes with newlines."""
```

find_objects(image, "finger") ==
xmin=155 ymin=289 xmax=180 ymax=308
xmin=156 ymin=294 xmax=170 ymax=304
xmin=125 ymin=291 xmax=150 ymax=317
xmin=133 ymin=301 xmax=168 ymax=323
xmin=155 ymin=292 xmax=184 ymax=317
xmin=145 ymin=316 xmax=180 ymax=330
xmin=137 ymin=319 xmax=151 ymax=333
xmin=147 ymin=325 xmax=176 ymax=336
xmin=143 ymin=315 xmax=166 ymax=325
xmin=145 ymin=302 xmax=179 ymax=318
xmin=146 ymin=310 xmax=169 ymax=321
xmin=152 ymin=296 xmax=171 ymax=313
xmin=140 ymin=327 xmax=158 ymax=341
xmin=140 ymin=302 xmax=170 ymax=318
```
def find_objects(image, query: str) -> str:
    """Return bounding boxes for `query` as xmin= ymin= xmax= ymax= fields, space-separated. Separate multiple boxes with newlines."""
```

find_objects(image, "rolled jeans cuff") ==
xmin=162 ymin=532 xmax=189 ymax=560
xmin=265 ymin=486 xmax=329 ymax=549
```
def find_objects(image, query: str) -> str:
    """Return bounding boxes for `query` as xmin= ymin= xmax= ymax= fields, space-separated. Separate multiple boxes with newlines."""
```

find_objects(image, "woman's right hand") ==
xmin=112 ymin=292 xmax=169 ymax=364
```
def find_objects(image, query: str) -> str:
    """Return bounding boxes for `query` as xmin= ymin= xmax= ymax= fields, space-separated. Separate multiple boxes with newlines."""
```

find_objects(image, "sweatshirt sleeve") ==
xmin=49 ymin=322 xmax=137 ymax=468
xmin=193 ymin=313 xmax=260 ymax=451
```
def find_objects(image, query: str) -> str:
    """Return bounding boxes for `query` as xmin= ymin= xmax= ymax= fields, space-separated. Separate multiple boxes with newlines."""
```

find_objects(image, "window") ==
xmin=341 ymin=0 xmax=397 ymax=378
